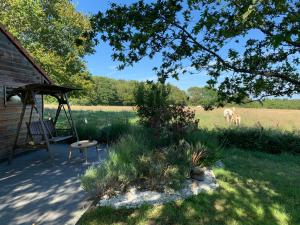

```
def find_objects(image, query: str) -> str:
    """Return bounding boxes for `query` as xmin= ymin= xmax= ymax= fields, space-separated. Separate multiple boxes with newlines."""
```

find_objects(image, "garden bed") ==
xmin=98 ymin=168 xmax=218 ymax=209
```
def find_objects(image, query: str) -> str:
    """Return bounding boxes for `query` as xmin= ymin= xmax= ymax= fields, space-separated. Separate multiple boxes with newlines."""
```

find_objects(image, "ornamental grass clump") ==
xmin=81 ymin=128 xmax=220 ymax=197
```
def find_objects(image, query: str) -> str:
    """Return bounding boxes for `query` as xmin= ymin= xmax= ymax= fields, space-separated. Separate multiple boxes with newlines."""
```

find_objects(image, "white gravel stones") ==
xmin=98 ymin=168 xmax=218 ymax=209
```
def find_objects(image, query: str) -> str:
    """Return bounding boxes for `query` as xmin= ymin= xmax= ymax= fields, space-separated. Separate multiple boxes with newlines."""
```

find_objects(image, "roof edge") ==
xmin=0 ymin=24 xmax=52 ymax=84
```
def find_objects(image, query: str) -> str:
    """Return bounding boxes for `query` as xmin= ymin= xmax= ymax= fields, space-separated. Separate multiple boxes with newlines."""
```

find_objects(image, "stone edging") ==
xmin=98 ymin=169 xmax=218 ymax=209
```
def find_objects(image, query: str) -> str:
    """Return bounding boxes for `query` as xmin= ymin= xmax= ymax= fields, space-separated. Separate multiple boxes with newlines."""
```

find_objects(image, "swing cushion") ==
xmin=27 ymin=120 xmax=73 ymax=143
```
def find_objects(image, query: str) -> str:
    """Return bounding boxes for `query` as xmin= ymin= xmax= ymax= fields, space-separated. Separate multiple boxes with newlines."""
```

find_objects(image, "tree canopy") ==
xmin=187 ymin=87 xmax=218 ymax=110
xmin=0 ymin=0 xmax=94 ymax=94
xmin=90 ymin=0 xmax=300 ymax=105
xmin=79 ymin=76 xmax=188 ymax=106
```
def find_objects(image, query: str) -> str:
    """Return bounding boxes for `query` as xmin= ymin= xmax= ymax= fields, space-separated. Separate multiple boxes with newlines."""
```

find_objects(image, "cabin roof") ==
xmin=0 ymin=24 xmax=52 ymax=83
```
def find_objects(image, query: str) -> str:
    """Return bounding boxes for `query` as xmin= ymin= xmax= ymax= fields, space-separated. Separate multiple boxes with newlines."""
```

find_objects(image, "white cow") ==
xmin=223 ymin=107 xmax=235 ymax=123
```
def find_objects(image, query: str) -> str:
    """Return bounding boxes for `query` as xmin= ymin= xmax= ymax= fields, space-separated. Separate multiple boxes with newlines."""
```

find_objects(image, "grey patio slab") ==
xmin=0 ymin=143 xmax=106 ymax=225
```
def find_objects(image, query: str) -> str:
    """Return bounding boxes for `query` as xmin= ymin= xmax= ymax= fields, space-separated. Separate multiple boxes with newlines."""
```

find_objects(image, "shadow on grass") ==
xmin=78 ymin=148 xmax=300 ymax=225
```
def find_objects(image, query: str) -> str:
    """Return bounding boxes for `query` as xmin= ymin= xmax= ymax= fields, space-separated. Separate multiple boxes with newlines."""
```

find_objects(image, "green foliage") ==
xmin=82 ymin=128 xmax=183 ymax=194
xmin=77 ymin=120 xmax=131 ymax=144
xmin=234 ymin=99 xmax=300 ymax=110
xmin=50 ymin=75 xmax=187 ymax=106
xmin=187 ymin=86 xmax=219 ymax=110
xmin=134 ymin=82 xmax=198 ymax=141
xmin=79 ymin=148 xmax=300 ymax=225
xmin=168 ymin=85 xmax=188 ymax=105
xmin=185 ymin=129 xmax=222 ymax=164
xmin=81 ymin=127 xmax=219 ymax=196
xmin=91 ymin=0 xmax=300 ymax=103
xmin=89 ymin=76 xmax=124 ymax=105
xmin=217 ymin=127 xmax=300 ymax=154
xmin=134 ymin=82 xmax=170 ymax=128
xmin=44 ymin=108 xmax=135 ymax=143
xmin=0 ymin=0 xmax=94 ymax=94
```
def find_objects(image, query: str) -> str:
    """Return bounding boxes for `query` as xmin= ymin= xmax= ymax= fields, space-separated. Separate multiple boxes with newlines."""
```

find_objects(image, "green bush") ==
xmin=134 ymin=82 xmax=199 ymax=142
xmin=216 ymin=126 xmax=300 ymax=154
xmin=81 ymin=127 xmax=220 ymax=196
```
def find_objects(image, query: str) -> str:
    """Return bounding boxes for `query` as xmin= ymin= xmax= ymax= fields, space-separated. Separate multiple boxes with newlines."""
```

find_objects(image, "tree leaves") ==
xmin=90 ymin=0 xmax=300 ymax=102
xmin=0 ymin=0 xmax=94 ymax=95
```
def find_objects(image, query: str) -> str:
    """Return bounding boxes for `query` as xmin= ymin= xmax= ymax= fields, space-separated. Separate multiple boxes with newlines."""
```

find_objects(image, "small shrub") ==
xmin=134 ymin=81 xmax=170 ymax=130
xmin=134 ymin=82 xmax=199 ymax=142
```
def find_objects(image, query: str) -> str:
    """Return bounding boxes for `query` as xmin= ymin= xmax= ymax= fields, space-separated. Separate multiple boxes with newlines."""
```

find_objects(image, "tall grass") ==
xmin=81 ymin=127 xmax=220 ymax=196
xmin=44 ymin=108 xmax=135 ymax=143
xmin=216 ymin=126 xmax=300 ymax=154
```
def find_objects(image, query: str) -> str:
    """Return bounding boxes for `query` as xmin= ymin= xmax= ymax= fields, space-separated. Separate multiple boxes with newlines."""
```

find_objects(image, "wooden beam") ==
xmin=64 ymin=93 xmax=79 ymax=141
xmin=9 ymin=94 xmax=27 ymax=163
xmin=53 ymin=104 xmax=62 ymax=125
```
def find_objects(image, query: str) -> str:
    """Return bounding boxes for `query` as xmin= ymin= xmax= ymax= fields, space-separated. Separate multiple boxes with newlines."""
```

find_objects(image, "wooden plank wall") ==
xmin=0 ymin=31 xmax=47 ymax=160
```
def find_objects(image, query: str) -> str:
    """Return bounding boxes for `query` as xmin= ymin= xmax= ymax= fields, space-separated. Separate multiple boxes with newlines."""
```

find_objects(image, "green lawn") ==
xmin=78 ymin=148 xmax=300 ymax=225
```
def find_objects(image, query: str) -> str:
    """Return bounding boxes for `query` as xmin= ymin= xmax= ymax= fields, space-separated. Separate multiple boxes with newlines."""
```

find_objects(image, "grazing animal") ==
xmin=231 ymin=113 xmax=241 ymax=126
xmin=224 ymin=107 xmax=241 ymax=126
xmin=223 ymin=108 xmax=235 ymax=123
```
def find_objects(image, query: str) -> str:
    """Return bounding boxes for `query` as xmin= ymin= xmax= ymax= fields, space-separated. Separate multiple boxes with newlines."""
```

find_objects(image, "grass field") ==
xmin=45 ymin=105 xmax=300 ymax=224
xmin=45 ymin=104 xmax=300 ymax=131
xmin=78 ymin=148 xmax=300 ymax=225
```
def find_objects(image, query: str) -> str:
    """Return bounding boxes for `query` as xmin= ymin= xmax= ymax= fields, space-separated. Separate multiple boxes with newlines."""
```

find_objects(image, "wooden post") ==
xmin=3 ymin=85 xmax=7 ymax=107
xmin=64 ymin=93 xmax=79 ymax=141
xmin=9 ymin=99 xmax=27 ymax=163
xmin=53 ymin=103 xmax=62 ymax=125
xmin=25 ymin=104 xmax=34 ymax=143
xmin=62 ymin=104 xmax=72 ymax=128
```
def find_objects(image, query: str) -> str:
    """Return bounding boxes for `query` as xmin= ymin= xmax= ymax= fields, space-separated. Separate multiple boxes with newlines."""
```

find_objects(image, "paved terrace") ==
xmin=0 ymin=144 xmax=105 ymax=225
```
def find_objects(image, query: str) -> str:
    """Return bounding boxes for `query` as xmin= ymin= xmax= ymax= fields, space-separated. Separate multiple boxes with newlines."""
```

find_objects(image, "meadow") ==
xmin=45 ymin=104 xmax=300 ymax=131
xmin=44 ymin=105 xmax=300 ymax=225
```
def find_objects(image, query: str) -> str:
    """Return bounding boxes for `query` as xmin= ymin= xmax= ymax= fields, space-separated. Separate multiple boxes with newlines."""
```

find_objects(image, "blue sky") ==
xmin=73 ymin=0 xmax=210 ymax=90
xmin=72 ymin=1 xmax=300 ymax=99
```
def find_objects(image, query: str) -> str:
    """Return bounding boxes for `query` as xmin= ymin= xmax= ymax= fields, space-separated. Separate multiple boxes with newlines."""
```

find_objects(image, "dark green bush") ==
xmin=134 ymin=82 xmax=199 ymax=142
xmin=217 ymin=127 xmax=300 ymax=154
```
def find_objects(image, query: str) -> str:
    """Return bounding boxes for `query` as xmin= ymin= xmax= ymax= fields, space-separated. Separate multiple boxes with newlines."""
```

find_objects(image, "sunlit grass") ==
xmin=78 ymin=148 xmax=300 ymax=225
xmin=194 ymin=107 xmax=300 ymax=131
xmin=44 ymin=105 xmax=300 ymax=224
xmin=45 ymin=105 xmax=300 ymax=131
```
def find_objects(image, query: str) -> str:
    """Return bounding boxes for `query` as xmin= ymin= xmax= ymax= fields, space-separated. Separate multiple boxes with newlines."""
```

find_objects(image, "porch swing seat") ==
xmin=27 ymin=119 xmax=73 ymax=144
xmin=7 ymin=83 xmax=81 ymax=163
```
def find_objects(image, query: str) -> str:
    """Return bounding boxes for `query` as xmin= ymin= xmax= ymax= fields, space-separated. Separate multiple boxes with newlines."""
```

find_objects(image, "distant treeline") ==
xmin=66 ymin=76 xmax=187 ymax=106
xmin=233 ymin=99 xmax=300 ymax=110
xmin=46 ymin=76 xmax=300 ymax=109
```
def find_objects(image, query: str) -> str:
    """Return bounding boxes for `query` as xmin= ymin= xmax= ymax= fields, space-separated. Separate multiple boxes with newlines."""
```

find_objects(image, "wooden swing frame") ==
xmin=7 ymin=83 xmax=80 ymax=163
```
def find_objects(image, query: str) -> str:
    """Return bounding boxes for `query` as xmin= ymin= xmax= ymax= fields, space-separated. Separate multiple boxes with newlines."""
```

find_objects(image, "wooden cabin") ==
xmin=0 ymin=25 xmax=52 ymax=160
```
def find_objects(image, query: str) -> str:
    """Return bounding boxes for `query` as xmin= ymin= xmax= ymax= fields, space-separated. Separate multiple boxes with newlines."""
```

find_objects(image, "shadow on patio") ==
xmin=0 ymin=144 xmax=106 ymax=225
